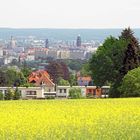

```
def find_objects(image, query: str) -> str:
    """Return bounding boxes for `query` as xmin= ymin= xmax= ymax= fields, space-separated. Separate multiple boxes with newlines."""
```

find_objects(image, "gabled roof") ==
xmin=28 ymin=70 xmax=55 ymax=86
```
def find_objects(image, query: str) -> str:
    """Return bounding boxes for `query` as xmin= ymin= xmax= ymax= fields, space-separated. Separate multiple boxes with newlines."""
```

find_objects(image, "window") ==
xmin=59 ymin=89 xmax=62 ymax=93
xmin=64 ymin=89 xmax=66 ymax=93
xmin=26 ymin=91 xmax=37 ymax=95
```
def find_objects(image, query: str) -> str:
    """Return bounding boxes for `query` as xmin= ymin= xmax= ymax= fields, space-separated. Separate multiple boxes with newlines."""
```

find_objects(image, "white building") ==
xmin=3 ymin=56 xmax=18 ymax=65
xmin=35 ymin=48 xmax=48 ymax=59
xmin=0 ymin=86 xmax=110 ymax=99
xmin=0 ymin=87 xmax=44 ymax=99
xmin=58 ymin=50 xmax=70 ymax=59
xmin=69 ymin=50 xmax=86 ymax=60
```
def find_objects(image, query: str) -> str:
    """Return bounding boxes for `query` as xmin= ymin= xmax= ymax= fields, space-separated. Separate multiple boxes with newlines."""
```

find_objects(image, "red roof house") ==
xmin=28 ymin=70 xmax=55 ymax=87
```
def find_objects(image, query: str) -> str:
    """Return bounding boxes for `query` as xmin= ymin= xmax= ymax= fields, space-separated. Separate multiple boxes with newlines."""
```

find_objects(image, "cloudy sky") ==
xmin=0 ymin=0 xmax=139 ymax=28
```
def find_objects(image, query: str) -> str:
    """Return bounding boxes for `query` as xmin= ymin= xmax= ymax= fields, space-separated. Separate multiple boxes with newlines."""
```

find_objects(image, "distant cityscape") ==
xmin=0 ymin=30 xmax=103 ymax=67
xmin=0 ymin=28 xmax=140 ymax=68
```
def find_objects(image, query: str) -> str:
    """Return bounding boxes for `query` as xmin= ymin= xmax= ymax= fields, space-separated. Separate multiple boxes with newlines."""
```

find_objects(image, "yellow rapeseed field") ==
xmin=0 ymin=98 xmax=140 ymax=140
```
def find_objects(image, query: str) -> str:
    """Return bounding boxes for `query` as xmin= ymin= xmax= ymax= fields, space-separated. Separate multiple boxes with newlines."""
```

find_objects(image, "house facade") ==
xmin=28 ymin=70 xmax=55 ymax=93
xmin=0 ymin=87 xmax=44 ymax=99
xmin=0 ymin=86 xmax=110 ymax=99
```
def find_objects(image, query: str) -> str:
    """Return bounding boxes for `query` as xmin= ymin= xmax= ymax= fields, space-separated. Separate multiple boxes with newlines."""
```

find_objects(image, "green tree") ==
xmin=119 ymin=27 xmax=139 ymax=47
xmin=21 ymin=67 xmax=32 ymax=79
xmin=112 ymin=28 xmax=140 ymax=97
xmin=58 ymin=78 xmax=70 ymax=86
xmin=0 ymin=68 xmax=26 ymax=87
xmin=22 ymin=82 xmax=35 ymax=88
xmin=120 ymin=28 xmax=140 ymax=76
xmin=13 ymin=87 xmax=21 ymax=100
xmin=68 ymin=61 xmax=83 ymax=71
xmin=80 ymin=63 xmax=91 ymax=76
xmin=110 ymin=28 xmax=140 ymax=97
xmin=69 ymin=88 xmax=82 ymax=99
xmin=89 ymin=36 xmax=127 ymax=86
xmin=89 ymin=28 xmax=140 ymax=97
xmin=69 ymin=74 xmax=77 ymax=86
xmin=120 ymin=67 xmax=140 ymax=97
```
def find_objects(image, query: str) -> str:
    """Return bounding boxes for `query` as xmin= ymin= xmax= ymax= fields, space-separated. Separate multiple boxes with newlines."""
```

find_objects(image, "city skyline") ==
xmin=0 ymin=0 xmax=140 ymax=28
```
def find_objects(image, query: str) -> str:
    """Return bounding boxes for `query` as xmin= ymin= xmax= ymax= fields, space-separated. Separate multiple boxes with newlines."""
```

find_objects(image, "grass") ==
xmin=0 ymin=98 xmax=139 ymax=140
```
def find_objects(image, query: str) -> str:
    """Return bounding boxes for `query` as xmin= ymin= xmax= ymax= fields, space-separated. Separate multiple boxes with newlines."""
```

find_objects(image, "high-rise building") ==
xmin=76 ymin=35 xmax=81 ymax=47
xmin=0 ymin=46 xmax=3 ymax=57
xmin=45 ymin=39 xmax=49 ymax=48
xmin=10 ymin=36 xmax=16 ymax=48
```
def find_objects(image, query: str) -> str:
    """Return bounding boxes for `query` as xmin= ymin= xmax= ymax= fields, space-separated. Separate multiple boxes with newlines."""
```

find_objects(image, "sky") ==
xmin=0 ymin=0 xmax=140 ymax=28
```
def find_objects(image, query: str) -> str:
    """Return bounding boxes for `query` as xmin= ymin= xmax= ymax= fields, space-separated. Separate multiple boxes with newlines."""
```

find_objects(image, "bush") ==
xmin=13 ymin=87 xmax=21 ymax=100
xmin=120 ymin=67 xmax=140 ymax=97
xmin=4 ymin=89 xmax=13 ymax=100
xmin=58 ymin=78 xmax=70 ymax=86
xmin=69 ymin=88 xmax=82 ymax=99
xmin=0 ymin=92 xmax=4 ymax=100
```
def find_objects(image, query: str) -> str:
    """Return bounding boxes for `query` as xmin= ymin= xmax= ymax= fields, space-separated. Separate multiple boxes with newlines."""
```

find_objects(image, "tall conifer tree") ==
xmin=119 ymin=28 xmax=140 ymax=76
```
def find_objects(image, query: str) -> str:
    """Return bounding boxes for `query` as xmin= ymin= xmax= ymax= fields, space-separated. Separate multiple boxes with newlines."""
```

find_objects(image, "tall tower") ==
xmin=76 ymin=35 xmax=81 ymax=47
xmin=45 ymin=39 xmax=49 ymax=48
xmin=10 ymin=36 xmax=16 ymax=48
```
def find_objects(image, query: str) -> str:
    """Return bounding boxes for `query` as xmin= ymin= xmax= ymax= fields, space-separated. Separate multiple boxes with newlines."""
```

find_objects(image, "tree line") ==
xmin=0 ymin=61 xmax=77 ymax=87
xmin=87 ymin=28 xmax=140 ymax=97
xmin=0 ymin=67 xmax=32 ymax=87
